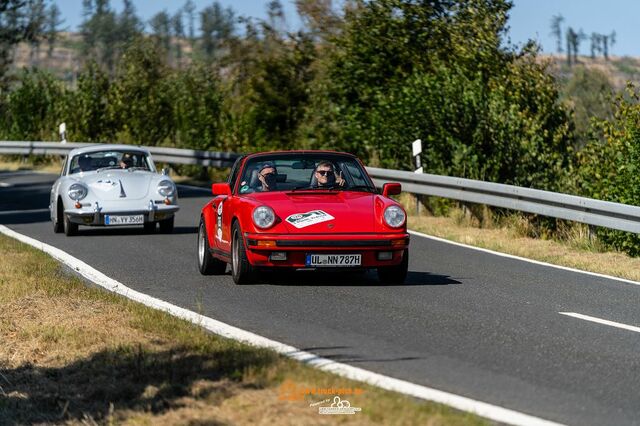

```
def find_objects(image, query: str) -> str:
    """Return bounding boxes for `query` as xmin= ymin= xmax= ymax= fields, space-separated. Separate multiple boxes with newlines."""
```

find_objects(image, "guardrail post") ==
xmin=59 ymin=123 xmax=67 ymax=143
xmin=412 ymin=139 xmax=423 ymax=216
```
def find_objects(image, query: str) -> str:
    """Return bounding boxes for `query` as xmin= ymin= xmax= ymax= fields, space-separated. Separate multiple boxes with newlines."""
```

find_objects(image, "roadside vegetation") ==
xmin=0 ymin=233 xmax=487 ymax=425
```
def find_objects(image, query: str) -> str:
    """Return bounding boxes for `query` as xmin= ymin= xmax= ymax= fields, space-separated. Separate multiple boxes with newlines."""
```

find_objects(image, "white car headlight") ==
xmin=157 ymin=180 xmax=176 ymax=197
xmin=383 ymin=205 xmax=406 ymax=228
xmin=252 ymin=206 xmax=276 ymax=229
xmin=68 ymin=183 xmax=88 ymax=201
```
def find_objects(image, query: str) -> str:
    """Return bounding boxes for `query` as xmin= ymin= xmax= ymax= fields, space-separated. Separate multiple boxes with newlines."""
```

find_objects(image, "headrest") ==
xmin=249 ymin=168 xmax=260 ymax=188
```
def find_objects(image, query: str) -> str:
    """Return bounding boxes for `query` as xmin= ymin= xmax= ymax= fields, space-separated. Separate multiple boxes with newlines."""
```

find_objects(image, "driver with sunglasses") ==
xmin=257 ymin=162 xmax=278 ymax=191
xmin=314 ymin=161 xmax=345 ymax=188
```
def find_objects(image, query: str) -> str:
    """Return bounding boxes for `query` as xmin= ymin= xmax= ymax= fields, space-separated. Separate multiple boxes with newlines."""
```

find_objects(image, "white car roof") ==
xmin=67 ymin=144 xmax=151 ymax=157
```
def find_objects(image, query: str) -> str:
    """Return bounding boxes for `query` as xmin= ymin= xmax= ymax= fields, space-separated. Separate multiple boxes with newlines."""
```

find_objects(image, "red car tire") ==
xmin=231 ymin=221 xmax=256 ymax=284
xmin=198 ymin=218 xmax=226 ymax=275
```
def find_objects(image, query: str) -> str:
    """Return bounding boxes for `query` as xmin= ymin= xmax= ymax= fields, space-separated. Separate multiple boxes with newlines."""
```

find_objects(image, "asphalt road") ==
xmin=2 ymin=170 xmax=640 ymax=426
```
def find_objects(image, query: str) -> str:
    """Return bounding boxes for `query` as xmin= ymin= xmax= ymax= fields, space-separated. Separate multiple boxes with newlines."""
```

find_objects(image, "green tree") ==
xmin=118 ymin=0 xmax=143 ymax=44
xmin=149 ymin=10 xmax=171 ymax=54
xmin=0 ymin=0 xmax=36 ymax=85
xmin=26 ymin=0 xmax=46 ymax=66
xmin=80 ymin=0 xmax=141 ymax=73
xmin=602 ymin=30 xmax=616 ymax=60
xmin=303 ymin=0 xmax=574 ymax=191
xmin=182 ymin=0 xmax=196 ymax=45
xmin=172 ymin=10 xmax=184 ymax=66
xmin=66 ymin=60 xmax=111 ymax=142
xmin=550 ymin=14 xmax=564 ymax=54
xmin=45 ymin=3 xmax=64 ymax=58
xmin=577 ymin=85 xmax=640 ymax=255
xmin=80 ymin=0 xmax=118 ymax=72
xmin=561 ymin=67 xmax=614 ymax=148
xmin=295 ymin=0 xmax=342 ymax=41
xmin=108 ymin=38 xmax=172 ymax=145
xmin=169 ymin=63 xmax=224 ymax=150
xmin=225 ymin=8 xmax=316 ymax=152
xmin=2 ymin=68 xmax=64 ymax=140
xmin=199 ymin=2 xmax=235 ymax=63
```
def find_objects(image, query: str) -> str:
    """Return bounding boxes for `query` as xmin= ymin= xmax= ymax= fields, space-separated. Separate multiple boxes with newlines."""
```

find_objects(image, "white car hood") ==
xmin=78 ymin=170 xmax=154 ymax=201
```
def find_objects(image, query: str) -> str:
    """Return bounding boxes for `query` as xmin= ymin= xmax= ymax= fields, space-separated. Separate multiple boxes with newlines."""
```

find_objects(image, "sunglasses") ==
xmin=260 ymin=172 xmax=276 ymax=178
xmin=316 ymin=170 xmax=334 ymax=176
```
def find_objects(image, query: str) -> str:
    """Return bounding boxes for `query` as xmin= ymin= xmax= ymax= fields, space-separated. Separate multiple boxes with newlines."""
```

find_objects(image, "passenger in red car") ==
xmin=314 ymin=161 xmax=345 ymax=187
xmin=257 ymin=162 xmax=278 ymax=191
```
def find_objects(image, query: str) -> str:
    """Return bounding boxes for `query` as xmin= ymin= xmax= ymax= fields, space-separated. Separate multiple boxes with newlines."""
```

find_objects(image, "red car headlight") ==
xmin=252 ymin=206 xmax=276 ymax=229
xmin=383 ymin=205 xmax=406 ymax=228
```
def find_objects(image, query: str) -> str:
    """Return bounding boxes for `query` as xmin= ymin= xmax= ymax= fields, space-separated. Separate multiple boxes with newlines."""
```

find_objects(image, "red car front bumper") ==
xmin=243 ymin=232 xmax=410 ymax=268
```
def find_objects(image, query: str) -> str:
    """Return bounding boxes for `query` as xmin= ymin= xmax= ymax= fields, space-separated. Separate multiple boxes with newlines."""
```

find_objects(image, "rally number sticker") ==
xmin=285 ymin=210 xmax=334 ymax=229
xmin=216 ymin=202 xmax=223 ymax=241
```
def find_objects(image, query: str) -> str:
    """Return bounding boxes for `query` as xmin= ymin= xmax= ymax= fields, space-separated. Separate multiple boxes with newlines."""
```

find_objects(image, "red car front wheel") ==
xmin=231 ymin=221 xmax=256 ymax=284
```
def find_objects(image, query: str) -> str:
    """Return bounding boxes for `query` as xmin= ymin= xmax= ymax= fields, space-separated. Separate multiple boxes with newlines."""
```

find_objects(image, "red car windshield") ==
xmin=237 ymin=154 xmax=376 ymax=194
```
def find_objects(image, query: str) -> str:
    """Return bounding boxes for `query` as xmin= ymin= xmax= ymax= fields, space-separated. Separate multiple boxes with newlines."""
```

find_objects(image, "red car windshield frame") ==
xmin=233 ymin=153 xmax=376 ymax=195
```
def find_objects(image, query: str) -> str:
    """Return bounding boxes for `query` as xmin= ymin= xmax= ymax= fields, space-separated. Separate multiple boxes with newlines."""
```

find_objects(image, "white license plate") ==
xmin=105 ymin=214 xmax=144 ymax=225
xmin=306 ymin=254 xmax=362 ymax=267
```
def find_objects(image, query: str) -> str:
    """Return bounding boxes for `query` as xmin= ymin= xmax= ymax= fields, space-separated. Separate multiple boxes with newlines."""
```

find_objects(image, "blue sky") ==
xmin=53 ymin=1 xmax=638 ymax=57
xmin=54 ymin=1 xmax=304 ymax=33
xmin=507 ymin=0 xmax=634 ymax=57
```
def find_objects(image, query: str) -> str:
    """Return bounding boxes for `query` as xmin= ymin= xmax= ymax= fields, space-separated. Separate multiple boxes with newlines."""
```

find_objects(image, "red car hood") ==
xmin=245 ymin=190 xmax=376 ymax=233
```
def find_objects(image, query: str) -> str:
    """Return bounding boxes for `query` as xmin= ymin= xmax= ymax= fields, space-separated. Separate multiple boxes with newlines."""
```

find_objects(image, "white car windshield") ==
xmin=69 ymin=151 xmax=152 ymax=174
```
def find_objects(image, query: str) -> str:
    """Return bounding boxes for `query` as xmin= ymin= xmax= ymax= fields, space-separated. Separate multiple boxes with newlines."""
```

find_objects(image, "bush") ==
xmin=2 ymin=69 xmax=66 ymax=141
xmin=65 ymin=61 xmax=112 ymax=142
xmin=577 ymin=84 xmax=640 ymax=255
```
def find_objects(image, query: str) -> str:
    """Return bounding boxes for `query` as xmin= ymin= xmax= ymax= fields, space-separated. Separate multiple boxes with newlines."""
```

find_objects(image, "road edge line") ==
xmin=409 ymin=229 xmax=640 ymax=287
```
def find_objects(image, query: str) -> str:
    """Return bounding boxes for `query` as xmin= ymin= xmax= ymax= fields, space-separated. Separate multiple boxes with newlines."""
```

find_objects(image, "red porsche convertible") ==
xmin=197 ymin=151 xmax=410 ymax=284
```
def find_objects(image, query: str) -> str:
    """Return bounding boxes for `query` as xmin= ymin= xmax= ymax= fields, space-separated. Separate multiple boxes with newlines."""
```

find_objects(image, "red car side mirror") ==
xmin=382 ymin=182 xmax=401 ymax=198
xmin=212 ymin=183 xmax=231 ymax=196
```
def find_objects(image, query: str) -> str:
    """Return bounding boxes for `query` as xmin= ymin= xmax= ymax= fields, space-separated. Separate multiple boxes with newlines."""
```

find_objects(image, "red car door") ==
xmin=213 ymin=157 xmax=244 ymax=255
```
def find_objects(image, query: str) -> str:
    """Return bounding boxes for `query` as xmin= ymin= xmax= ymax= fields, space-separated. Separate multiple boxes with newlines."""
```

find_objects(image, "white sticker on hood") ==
xmin=285 ymin=210 xmax=335 ymax=229
xmin=91 ymin=180 xmax=118 ymax=190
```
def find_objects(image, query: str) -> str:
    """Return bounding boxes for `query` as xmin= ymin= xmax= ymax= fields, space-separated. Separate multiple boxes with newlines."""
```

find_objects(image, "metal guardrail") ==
xmin=0 ymin=141 xmax=240 ymax=168
xmin=367 ymin=167 xmax=640 ymax=234
xmin=2 ymin=141 xmax=640 ymax=234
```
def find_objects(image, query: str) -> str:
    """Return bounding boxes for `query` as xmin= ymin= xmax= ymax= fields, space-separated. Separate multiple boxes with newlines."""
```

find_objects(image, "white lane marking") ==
xmin=559 ymin=312 xmax=640 ymax=334
xmin=0 ymin=224 xmax=562 ymax=426
xmin=0 ymin=208 xmax=49 ymax=215
xmin=409 ymin=230 xmax=640 ymax=288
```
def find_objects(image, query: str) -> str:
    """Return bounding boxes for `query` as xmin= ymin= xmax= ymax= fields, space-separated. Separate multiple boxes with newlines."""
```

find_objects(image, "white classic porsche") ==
xmin=50 ymin=144 xmax=179 ymax=236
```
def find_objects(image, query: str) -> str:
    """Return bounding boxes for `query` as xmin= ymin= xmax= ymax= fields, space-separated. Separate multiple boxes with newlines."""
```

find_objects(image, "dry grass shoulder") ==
xmin=408 ymin=208 xmax=640 ymax=283
xmin=0 ymin=234 xmax=486 ymax=425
